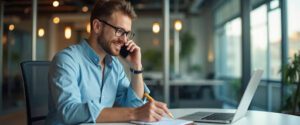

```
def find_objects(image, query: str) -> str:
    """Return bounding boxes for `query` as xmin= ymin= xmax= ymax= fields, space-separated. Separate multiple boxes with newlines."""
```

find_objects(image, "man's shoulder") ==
xmin=52 ymin=43 xmax=83 ymax=63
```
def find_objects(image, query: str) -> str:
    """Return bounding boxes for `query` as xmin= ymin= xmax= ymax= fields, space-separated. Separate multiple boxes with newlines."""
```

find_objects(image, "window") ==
xmin=215 ymin=17 xmax=242 ymax=104
xmin=287 ymin=0 xmax=300 ymax=57
xmin=268 ymin=8 xmax=281 ymax=80
xmin=215 ymin=18 xmax=242 ymax=78
xmin=215 ymin=0 xmax=283 ymax=110
xmin=250 ymin=1 xmax=282 ymax=111
xmin=250 ymin=3 xmax=281 ymax=80
xmin=251 ymin=5 xmax=268 ymax=79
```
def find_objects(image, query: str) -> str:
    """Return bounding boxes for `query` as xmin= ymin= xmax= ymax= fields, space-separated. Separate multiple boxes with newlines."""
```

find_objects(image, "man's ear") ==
xmin=92 ymin=19 xmax=102 ymax=34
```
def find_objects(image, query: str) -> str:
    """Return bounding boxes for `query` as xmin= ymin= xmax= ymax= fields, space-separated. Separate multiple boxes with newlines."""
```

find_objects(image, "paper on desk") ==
xmin=130 ymin=117 xmax=193 ymax=125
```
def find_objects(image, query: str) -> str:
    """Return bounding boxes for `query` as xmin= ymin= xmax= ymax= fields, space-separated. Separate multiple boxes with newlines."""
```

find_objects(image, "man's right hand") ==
xmin=133 ymin=101 xmax=171 ymax=122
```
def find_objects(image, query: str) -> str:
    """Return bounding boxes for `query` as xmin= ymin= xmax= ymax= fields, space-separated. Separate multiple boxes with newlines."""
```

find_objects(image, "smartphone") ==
xmin=120 ymin=45 xmax=131 ymax=58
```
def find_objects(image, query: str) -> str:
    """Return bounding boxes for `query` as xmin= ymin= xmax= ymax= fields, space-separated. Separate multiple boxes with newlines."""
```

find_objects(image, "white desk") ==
xmin=171 ymin=108 xmax=300 ymax=125
xmin=82 ymin=108 xmax=300 ymax=125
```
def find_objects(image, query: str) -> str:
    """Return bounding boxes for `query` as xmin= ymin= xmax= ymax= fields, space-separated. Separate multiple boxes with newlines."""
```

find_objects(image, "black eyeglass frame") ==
xmin=96 ymin=18 xmax=135 ymax=40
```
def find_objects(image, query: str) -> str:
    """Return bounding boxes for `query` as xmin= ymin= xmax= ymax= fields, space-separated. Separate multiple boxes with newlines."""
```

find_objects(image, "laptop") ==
xmin=179 ymin=70 xmax=263 ymax=124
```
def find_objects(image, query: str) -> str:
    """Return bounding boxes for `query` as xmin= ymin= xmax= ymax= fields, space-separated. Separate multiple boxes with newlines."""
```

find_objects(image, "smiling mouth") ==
xmin=114 ymin=42 xmax=122 ymax=50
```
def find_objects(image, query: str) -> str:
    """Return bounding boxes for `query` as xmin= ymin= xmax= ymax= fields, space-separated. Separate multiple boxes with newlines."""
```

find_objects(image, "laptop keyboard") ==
xmin=180 ymin=112 xmax=212 ymax=120
xmin=202 ymin=113 xmax=234 ymax=120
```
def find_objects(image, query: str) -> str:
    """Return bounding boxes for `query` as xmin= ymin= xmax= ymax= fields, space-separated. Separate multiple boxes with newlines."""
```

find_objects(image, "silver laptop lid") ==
xmin=232 ymin=69 xmax=263 ymax=122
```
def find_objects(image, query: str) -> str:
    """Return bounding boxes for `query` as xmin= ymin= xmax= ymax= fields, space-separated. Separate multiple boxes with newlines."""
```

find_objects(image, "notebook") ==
xmin=130 ymin=117 xmax=193 ymax=125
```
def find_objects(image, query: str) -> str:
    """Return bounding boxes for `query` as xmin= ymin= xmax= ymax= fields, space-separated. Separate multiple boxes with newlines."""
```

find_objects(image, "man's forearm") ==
xmin=96 ymin=107 xmax=136 ymax=122
xmin=130 ymin=64 xmax=144 ymax=99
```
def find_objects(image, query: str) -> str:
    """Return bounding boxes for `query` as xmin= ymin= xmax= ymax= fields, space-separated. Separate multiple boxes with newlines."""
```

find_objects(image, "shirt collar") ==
xmin=81 ymin=39 xmax=113 ymax=67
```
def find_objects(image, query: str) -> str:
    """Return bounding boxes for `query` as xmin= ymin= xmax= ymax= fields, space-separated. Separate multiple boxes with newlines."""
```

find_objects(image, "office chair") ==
xmin=20 ymin=61 xmax=50 ymax=125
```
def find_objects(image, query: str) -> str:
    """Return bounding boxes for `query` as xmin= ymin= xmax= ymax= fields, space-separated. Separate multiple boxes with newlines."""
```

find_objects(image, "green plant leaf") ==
xmin=180 ymin=32 xmax=195 ymax=59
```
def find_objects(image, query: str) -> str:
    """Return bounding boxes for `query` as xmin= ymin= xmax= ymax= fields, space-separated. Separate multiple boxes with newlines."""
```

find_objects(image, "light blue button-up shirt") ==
xmin=46 ymin=40 xmax=150 ymax=125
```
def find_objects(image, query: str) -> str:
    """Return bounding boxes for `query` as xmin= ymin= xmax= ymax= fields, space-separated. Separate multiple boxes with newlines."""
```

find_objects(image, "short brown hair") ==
xmin=90 ymin=0 xmax=137 ymax=29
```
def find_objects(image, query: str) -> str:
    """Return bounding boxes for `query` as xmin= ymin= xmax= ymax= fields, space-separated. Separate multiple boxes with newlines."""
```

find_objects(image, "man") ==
xmin=46 ymin=0 xmax=171 ymax=124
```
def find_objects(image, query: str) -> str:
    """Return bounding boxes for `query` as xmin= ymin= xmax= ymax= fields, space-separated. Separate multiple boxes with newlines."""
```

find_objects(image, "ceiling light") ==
xmin=82 ymin=6 xmax=89 ymax=12
xmin=65 ymin=26 xmax=72 ymax=39
xmin=38 ymin=28 xmax=45 ymax=37
xmin=152 ymin=22 xmax=160 ymax=34
xmin=53 ymin=17 xmax=60 ymax=24
xmin=174 ymin=20 xmax=182 ymax=31
xmin=9 ymin=24 xmax=15 ymax=31
xmin=53 ymin=1 xmax=59 ymax=7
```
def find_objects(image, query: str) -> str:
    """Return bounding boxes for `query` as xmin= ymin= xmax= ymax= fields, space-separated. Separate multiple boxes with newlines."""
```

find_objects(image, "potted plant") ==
xmin=180 ymin=32 xmax=195 ymax=59
xmin=179 ymin=32 xmax=198 ymax=75
xmin=282 ymin=52 xmax=300 ymax=115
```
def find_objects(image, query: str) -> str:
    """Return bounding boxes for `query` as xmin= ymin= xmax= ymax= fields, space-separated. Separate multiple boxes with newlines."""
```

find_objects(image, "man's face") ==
xmin=97 ymin=11 xmax=132 ymax=56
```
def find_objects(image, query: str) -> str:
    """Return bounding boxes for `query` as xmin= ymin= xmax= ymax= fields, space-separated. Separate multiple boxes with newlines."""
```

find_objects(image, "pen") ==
xmin=144 ymin=93 xmax=174 ymax=119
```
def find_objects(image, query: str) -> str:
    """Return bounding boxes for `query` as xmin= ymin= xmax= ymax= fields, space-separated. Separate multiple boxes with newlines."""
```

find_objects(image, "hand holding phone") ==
xmin=120 ymin=45 xmax=131 ymax=58
xmin=119 ymin=42 xmax=142 ymax=69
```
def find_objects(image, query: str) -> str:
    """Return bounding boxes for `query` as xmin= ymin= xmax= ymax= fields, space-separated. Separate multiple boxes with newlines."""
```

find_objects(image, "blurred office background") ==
xmin=0 ymin=0 xmax=299 ymax=124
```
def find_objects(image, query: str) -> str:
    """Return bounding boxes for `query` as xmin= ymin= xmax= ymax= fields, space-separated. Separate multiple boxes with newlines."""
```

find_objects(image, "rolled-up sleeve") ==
xmin=114 ymin=65 xmax=150 ymax=107
xmin=49 ymin=52 xmax=103 ymax=124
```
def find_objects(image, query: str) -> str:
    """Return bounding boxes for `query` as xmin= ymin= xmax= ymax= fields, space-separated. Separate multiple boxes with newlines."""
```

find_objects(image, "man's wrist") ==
xmin=131 ymin=64 xmax=143 ymax=71
xmin=130 ymin=108 xmax=138 ymax=121
xmin=130 ymin=67 xmax=143 ymax=74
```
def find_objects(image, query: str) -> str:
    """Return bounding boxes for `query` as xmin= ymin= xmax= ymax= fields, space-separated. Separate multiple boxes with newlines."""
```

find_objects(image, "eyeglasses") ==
xmin=96 ymin=18 xmax=135 ymax=41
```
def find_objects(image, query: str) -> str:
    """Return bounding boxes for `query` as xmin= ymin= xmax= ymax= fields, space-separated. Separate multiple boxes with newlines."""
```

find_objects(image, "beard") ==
xmin=97 ymin=32 xmax=120 ymax=56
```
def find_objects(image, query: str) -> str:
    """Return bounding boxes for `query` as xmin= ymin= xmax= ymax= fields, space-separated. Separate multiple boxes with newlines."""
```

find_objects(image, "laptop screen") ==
xmin=232 ymin=70 xmax=263 ymax=122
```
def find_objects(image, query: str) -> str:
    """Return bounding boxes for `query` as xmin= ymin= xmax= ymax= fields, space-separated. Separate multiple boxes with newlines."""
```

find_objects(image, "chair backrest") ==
xmin=20 ymin=61 xmax=50 ymax=125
